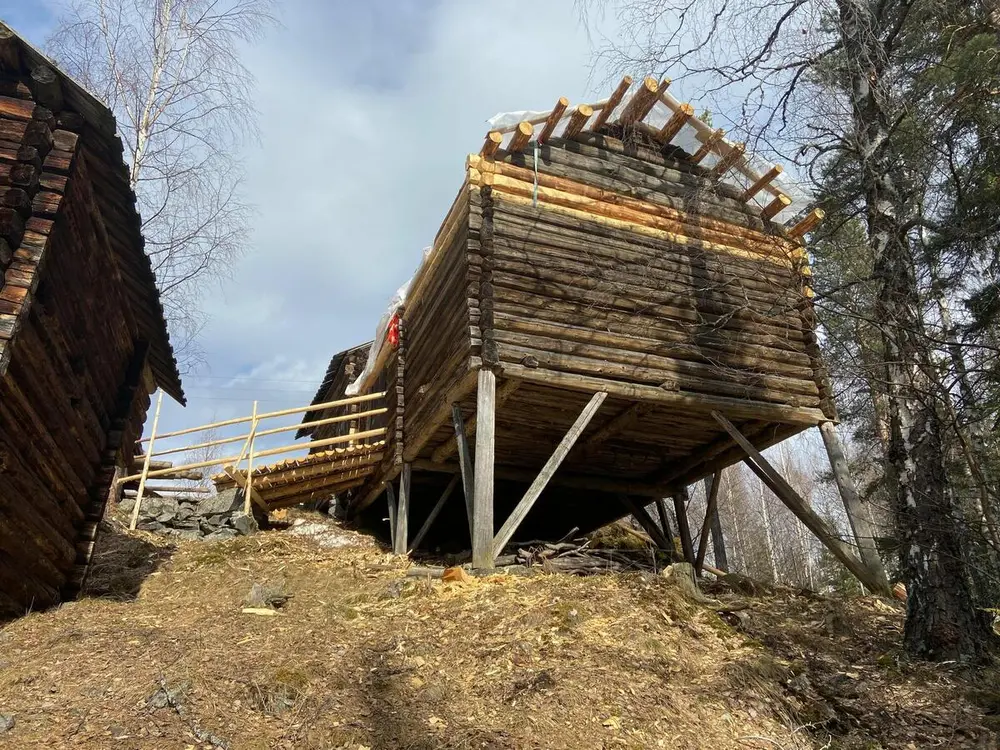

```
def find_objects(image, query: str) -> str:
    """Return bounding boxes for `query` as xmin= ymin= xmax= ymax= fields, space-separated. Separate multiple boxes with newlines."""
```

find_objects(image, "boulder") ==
xmin=232 ymin=513 xmax=258 ymax=536
xmin=195 ymin=488 xmax=243 ymax=516
xmin=144 ymin=496 xmax=179 ymax=522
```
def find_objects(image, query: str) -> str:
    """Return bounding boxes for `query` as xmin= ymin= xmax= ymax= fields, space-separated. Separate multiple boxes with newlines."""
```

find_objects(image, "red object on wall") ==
xmin=387 ymin=313 xmax=400 ymax=349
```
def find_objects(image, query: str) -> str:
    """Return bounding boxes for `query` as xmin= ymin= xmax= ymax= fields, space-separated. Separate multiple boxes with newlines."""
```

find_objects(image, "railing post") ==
xmin=243 ymin=400 xmax=259 ymax=516
xmin=129 ymin=391 xmax=163 ymax=530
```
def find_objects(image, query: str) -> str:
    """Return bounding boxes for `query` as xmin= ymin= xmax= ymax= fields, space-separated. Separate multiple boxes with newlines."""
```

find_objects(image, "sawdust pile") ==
xmin=0 ymin=512 xmax=996 ymax=750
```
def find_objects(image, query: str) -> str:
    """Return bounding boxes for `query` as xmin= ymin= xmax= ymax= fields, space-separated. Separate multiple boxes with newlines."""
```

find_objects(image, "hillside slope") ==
xmin=0 ymin=513 xmax=995 ymax=749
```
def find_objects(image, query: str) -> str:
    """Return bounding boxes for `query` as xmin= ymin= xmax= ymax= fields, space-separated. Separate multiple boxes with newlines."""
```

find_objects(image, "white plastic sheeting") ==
xmin=344 ymin=247 xmax=430 ymax=396
xmin=346 ymin=86 xmax=811 ymax=395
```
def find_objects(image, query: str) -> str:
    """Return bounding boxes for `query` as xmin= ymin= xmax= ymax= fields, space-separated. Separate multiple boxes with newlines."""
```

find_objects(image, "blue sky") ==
xmin=0 ymin=0 xmax=631 ymax=456
xmin=0 ymin=0 xmax=831 ymax=485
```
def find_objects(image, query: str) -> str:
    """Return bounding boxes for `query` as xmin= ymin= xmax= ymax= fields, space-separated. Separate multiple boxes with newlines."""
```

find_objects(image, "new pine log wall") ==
xmin=0 ymin=74 xmax=153 ymax=617
xmin=480 ymin=133 xmax=833 ymax=419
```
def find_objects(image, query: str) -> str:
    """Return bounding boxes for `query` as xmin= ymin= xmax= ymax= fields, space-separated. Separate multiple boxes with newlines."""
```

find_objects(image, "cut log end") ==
xmin=508 ymin=121 xmax=534 ymax=152
xmin=481 ymin=131 xmax=503 ymax=158
xmin=761 ymin=194 xmax=793 ymax=221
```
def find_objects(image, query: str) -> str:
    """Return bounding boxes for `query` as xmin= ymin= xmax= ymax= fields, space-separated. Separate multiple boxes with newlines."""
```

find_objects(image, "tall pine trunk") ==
xmin=838 ymin=0 xmax=990 ymax=659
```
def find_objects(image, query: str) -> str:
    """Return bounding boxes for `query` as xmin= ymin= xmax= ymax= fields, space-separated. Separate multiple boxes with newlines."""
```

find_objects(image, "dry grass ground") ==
xmin=0 ymin=511 xmax=996 ymax=750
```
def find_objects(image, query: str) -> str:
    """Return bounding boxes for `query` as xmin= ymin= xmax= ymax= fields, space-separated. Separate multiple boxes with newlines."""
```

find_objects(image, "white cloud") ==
xmin=156 ymin=0 xmax=624 ymax=441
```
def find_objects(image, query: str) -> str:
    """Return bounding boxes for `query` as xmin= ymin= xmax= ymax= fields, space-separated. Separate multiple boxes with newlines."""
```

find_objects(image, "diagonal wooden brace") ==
xmin=711 ymin=411 xmax=890 ymax=594
xmin=492 ymin=391 xmax=608 ymax=558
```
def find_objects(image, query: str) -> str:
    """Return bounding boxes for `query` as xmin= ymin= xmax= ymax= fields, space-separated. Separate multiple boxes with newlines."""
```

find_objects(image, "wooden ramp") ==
xmin=214 ymin=441 xmax=386 ymax=511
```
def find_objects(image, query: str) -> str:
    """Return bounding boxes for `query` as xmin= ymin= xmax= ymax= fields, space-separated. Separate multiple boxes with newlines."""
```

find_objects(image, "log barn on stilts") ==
xmin=300 ymin=75 xmax=889 ymax=591
xmin=0 ymin=24 xmax=184 ymax=616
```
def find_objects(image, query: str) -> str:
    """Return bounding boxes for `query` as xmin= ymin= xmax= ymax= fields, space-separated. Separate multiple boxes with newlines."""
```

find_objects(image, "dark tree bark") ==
xmin=837 ymin=0 xmax=990 ymax=659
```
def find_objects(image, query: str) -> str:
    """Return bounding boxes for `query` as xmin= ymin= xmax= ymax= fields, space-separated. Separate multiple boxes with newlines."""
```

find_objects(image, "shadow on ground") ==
xmin=80 ymin=519 xmax=175 ymax=601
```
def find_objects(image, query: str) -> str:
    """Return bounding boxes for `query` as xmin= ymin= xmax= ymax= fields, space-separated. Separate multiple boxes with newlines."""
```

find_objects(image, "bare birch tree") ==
xmin=47 ymin=0 xmax=278 ymax=367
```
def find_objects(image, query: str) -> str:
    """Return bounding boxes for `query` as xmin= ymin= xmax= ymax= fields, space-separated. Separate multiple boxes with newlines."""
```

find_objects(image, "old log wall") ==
xmin=0 ymin=32 xmax=180 ymax=617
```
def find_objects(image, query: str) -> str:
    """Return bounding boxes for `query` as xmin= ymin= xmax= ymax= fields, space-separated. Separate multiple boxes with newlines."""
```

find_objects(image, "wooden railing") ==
xmin=121 ymin=391 xmax=387 ymax=529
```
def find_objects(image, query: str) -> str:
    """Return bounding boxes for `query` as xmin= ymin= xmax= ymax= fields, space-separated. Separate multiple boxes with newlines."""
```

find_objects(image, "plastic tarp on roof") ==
xmin=346 ymin=86 xmax=811 ymax=396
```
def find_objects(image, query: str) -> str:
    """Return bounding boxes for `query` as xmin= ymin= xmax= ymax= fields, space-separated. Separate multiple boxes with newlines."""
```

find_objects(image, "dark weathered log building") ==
xmin=0 ymin=25 xmax=183 ymax=616
xmin=302 ymin=76 xmax=888 ymax=591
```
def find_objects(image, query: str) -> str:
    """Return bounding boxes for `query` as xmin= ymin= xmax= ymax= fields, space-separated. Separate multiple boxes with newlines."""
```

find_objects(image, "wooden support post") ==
xmin=492 ymin=392 xmax=607 ymax=557
xmin=393 ymin=463 xmax=411 ymax=555
xmin=472 ymin=369 xmax=497 ymax=569
xmin=705 ymin=473 xmax=729 ymax=572
xmin=672 ymin=487 xmax=696 ymax=565
xmin=451 ymin=403 xmax=475 ymax=540
xmin=243 ymin=400 xmax=258 ymax=516
xmin=409 ymin=475 xmax=459 ymax=553
xmin=818 ymin=421 xmax=890 ymax=591
xmin=621 ymin=496 xmax=670 ymax=551
xmin=433 ymin=380 xmax=519 ymax=462
xmin=386 ymin=482 xmax=397 ymax=551
xmin=129 ymin=391 xmax=163 ymax=530
xmin=695 ymin=471 xmax=722 ymax=574
xmin=655 ymin=497 xmax=674 ymax=550
xmin=712 ymin=411 xmax=889 ymax=594
xmin=590 ymin=75 xmax=633 ymax=131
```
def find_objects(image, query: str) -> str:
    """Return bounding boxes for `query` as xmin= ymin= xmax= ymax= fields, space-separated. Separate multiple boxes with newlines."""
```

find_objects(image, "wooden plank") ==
xmin=581 ymin=402 xmax=650 ymax=451
xmin=818 ymin=421 xmax=889 ymax=589
xmin=705 ymin=473 xmax=729 ymax=571
xmin=472 ymin=369 xmax=497 ymax=568
xmin=223 ymin=467 xmax=267 ymax=511
xmin=243 ymin=401 xmax=259 ymax=516
xmin=655 ymin=498 xmax=674 ymax=554
xmin=451 ymin=402 xmax=475 ymax=540
xmin=712 ymin=411 xmax=888 ymax=594
xmin=673 ymin=487 xmax=696 ymax=565
xmin=409 ymin=475 xmax=459 ymax=553
xmin=492 ymin=391 xmax=607 ymax=557
xmin=129 ymin=391 xmax=162 ymax=530
xmin=432 ymin=380 xmax=520 ymax=462
xmin=393 ymin=463 xmax=411 ymax=555
xmin=503 ymin=363 xmax=828 ymax=426
xmin=695 ymin=470 xmax=721 ymax=573
xmin=386 ymin=482 xmax=397 ymax=552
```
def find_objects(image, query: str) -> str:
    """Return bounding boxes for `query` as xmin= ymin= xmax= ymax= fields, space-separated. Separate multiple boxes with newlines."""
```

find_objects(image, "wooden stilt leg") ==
xmin=621 ymin=496 xmax=671 ymax=550
xmin=695 ymin=471 xmax=722 ymax=574
xmin=673 ymin=487 xmax=696 ymax=566
xmin=472 ymin=369 xmax=497 ymax=569
xmin=451 ymin=403 xmax=475 ymax=540
xmin=409 ymin=475 xmax=459 ymax=553
xmin=393 ymin=463 xmax=411 ymax=556
xmin=493 ymin=391 xmax=608 ymax=557
xmin=818 ymin=421 xmax=889 ymax=590
xmin=655 ymin=498 xmax=677 ymax=559
xmin=706 ymin=473 xmax=729 ymax=572
xmin=712 ymin=411 xmax=889 ymax=594
xmin=386 ymin=483 xmax=397 ymax=552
